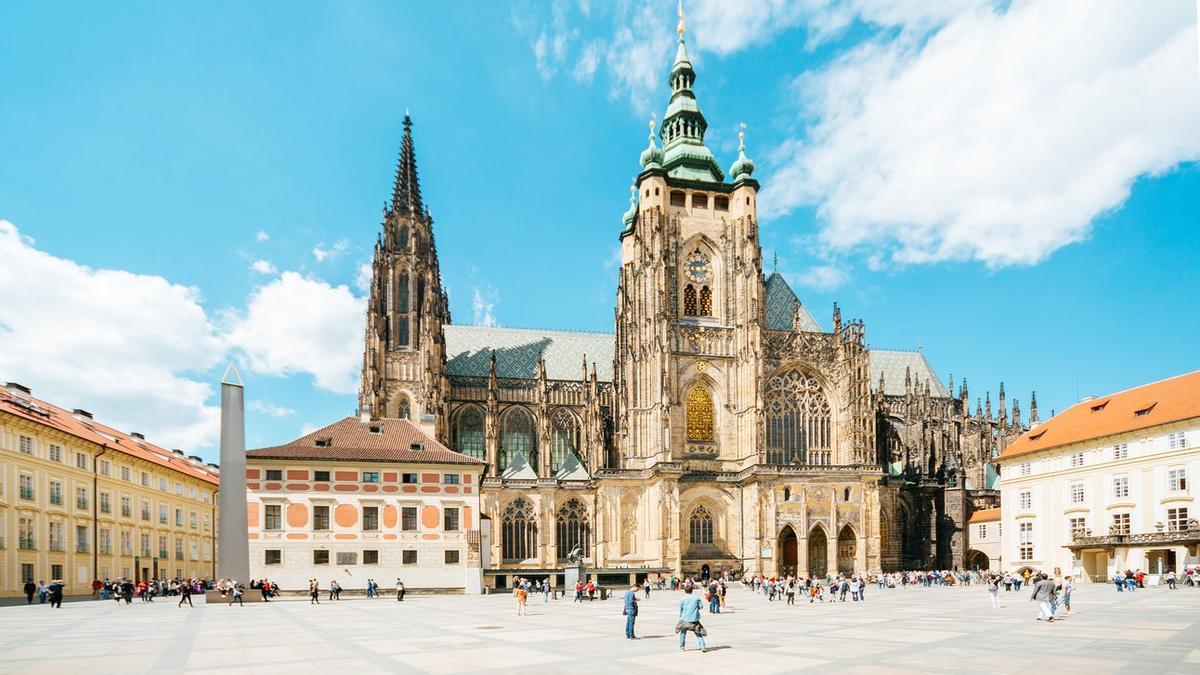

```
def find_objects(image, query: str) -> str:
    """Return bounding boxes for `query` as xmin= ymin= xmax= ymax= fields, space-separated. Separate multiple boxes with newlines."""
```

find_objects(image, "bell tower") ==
xmin=359 ymin=114 xmax=451 ymax=436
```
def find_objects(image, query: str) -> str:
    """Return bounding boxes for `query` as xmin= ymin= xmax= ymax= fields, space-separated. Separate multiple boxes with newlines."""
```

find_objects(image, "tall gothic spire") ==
xmin=391 ymin=114 xmax=422 ymax=215
xmin=657 ymin=1 xmax=723 ymax=182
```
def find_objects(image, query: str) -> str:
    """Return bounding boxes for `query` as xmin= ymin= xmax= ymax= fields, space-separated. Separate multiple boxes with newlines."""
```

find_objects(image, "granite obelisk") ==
xmin=217 ymin=364 xmax=249 ymax=583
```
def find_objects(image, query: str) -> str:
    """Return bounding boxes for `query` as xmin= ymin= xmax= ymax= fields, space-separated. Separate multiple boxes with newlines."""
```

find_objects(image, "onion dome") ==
xmin=730 ymin=129 xmax=756 ymax=181
xmin=640 ymin=119 xmax=664 ymax=169
xmin=622 ymin=183 xmax=638 ymax=226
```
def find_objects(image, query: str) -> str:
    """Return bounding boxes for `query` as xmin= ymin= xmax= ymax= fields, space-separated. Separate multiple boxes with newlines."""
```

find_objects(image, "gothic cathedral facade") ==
xmin=359 ymin=25 xmax=1032 ymax=587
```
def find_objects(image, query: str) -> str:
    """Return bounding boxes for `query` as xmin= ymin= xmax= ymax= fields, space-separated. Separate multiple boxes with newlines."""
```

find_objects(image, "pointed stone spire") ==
xmin=832 ymin=302 xmax=842 ymax=333
xmin=1030 ymin=390 xmax=1039 ymax=424
xmin=391 ymin=114 xmax=422 ymax=216
xmin=960 ymin=378 xmax=969 ymax=409
xmin=985 ymin=391 xmax=992 ymax=419
xmin=948 ymin=373 xmax=954 ymax=399
xmin=999 ymin=382 xmax=1008 ymax=425
xmin=976 ymin=397 xmax=983 ymax=418
xmin=878 ymin=371 xmax=886 ymax=395
xmin=658 ymin=0 xmax=723 ymax=182
xmin=1012 ymin=398 xmax=1022 ymax=427
xmin=905 ymin=366 xmax=912 ymax=396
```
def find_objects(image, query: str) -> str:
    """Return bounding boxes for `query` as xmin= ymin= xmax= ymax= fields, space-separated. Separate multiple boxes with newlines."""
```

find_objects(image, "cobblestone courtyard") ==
xmin=1 ymin=583 xmax=1197 ymax=674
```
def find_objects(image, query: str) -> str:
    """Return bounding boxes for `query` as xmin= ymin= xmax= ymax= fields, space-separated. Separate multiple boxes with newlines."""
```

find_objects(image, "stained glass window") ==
xmin=453 ymin=406 xmax=485 ymax=460
xmin=550 ymin=408 xmax=579 ymax=472
xmin=764 ymin=370 xmax=831 ymax=464
xmin=397 ymin=273 xmax=410 ymax=312
xmin=500 ymin=407 xmax=537 ymax=472
xmin=699 ymin=285 xmax=712 ymax=316
xmin=689 ymin=505 xmax=713 ymax=545
xmin=683 ymin=284 xmax=697 ymax=316
xmin=556 ymin=498 xmax=590 ymax=560
xmin=686 ymin=386 xmax=714 ymax=441
xmin=502 ymin=498 xmax=537 ymax=561
xmin=397 ymin=396 xmax=411 ymax=420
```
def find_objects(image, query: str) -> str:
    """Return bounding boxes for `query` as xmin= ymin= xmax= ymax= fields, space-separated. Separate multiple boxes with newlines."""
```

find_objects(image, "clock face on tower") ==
xmin=685 ymin=251 xmax=710 ymax=283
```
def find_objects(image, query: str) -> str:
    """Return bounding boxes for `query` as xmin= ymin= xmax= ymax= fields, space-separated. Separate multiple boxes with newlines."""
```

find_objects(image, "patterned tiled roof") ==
xmin=764 ymin=273 xmax=821 ymax=332
xmin=869 ymin=350 xmax=950 ymax=398
xmin=247 ymin=416 xmax=485 ymax=465
xmin=444 ymin=325 xmax=615 ymax=381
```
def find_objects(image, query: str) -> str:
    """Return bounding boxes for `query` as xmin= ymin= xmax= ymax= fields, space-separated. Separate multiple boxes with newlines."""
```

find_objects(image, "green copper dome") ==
xmin=730 ymin=131 xmax=755 ymax=181
xmin=640 ymin=119 xmax=664 ymax=169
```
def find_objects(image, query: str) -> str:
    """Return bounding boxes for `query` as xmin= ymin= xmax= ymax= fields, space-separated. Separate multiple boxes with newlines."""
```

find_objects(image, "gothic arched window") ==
xmin=689 ymin=505 xmax=714 ymax=545
xmin=500 ymin=407 xmax=537 ymax=472
xmin=550 ymin=408 xmax=579 ymax=472
xmin=683 ymin=284 xmax=698 ymax=316
xmin=686 ymin=386 xmax=714 ymax=442
xmin=699 ymin=285 xmax=712 ymax=316
xmin=397 ymin=273 xmax=410 ymax=312
xmin=502 ymin=498 xmax=537 ymax=561
xmin=452 ymin=405 xmax=485 ymax=460
xmin=396 ymin=316 xmax=409 ymax=347
xmin=764 ymin=369 xmax=832 ymax=465
xmin=396 ymin=396 xmax=411 ymax=421
xmin=398 ymin=225 xmax=409 ymax=249
xmin=555 ymin=498 xmax=590 ymax=561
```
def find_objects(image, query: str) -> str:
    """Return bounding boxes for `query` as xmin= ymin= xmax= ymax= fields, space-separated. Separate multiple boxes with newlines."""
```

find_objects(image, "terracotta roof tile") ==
xmin=0 ymin=385 xmax=220 ymax=485
xmin=247 ymin=416 xmax=486 ymax=466
xmin=968 ymin=508 xmax=1000 ymax=523
xmin=999 ymin=370 xmax=1200 ymax=461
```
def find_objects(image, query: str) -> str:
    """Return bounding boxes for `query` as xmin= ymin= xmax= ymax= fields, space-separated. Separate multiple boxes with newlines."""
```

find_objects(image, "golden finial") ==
xmin=648 ymin=117 xmax=656 ymax=140
xmin=677 ymin=0 xmax=686 ymax=39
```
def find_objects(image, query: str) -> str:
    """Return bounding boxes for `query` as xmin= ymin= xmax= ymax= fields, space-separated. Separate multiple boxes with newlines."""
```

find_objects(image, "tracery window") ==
xmin=396 ymin=396 xmax=411 ymax=421
xmin=556 ymin=498 xmax=590 ymax=560
xmin=550 ymin=408 xmax=579 ymax=472
xmin=397 ymin=273 xmax=410 ymax=312
xmin=764 ymin=370 xmax=832 ymax=464
xmin=683 ymin=284 xmax=698 ymax=316
xmin=686 ymin=386 xmax=714 ymax=442
xmin=398 ymin=225 xmax=409 ymax=249
xmin=502 ymin=498 xmax=537 ymax=561
xmin=396 ymin=316 xmax=409 ymax=347
xmin=500 ymin=407 xmax=537 ymax=472
xmin=452 ymin=406 xmax=485 ymax=460
xmin=699 ymin=286 xmax=712 ymax=316
xmin=689 ymin=505 xmax=713 ymax=545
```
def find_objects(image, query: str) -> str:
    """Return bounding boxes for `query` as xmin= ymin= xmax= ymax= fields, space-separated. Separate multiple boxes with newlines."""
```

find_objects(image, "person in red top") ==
xmin=586 ymin=580 xmax=596 ymax=600
xmin=515 ymin=585 xmax=528 ymax=616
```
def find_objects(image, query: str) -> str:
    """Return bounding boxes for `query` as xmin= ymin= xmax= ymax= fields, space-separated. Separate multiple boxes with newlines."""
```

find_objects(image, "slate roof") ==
xmin=869 ymin=350 xmax=950 ymax=398
xmin=444 ymin=325 xmax=614 ymax=381
xmin=764 ymin=272 xmax=821 ymax=332
xmin=247 ymin=416 xmax=484 ymax=466
xmin=999 ymin=370 xmax=1200 ymax=461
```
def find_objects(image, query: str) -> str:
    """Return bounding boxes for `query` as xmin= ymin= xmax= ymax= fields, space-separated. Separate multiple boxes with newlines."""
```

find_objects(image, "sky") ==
xmin=1 ymin=0 xmax=1198 ymax=462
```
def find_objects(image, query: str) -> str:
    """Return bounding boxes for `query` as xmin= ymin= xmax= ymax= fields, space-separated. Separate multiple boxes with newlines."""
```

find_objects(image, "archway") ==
xmin=808 ymin=526 xmax=828 ymax=578
xmin=837 ymin=525 xmax=857 ymax=575
xmin=966 ymin=550 xmax=990 ymax=571
xmin=779 ymin=526 xmax=798 ymax=577
xmin=701 ymin=564 xmax=711 ymax=580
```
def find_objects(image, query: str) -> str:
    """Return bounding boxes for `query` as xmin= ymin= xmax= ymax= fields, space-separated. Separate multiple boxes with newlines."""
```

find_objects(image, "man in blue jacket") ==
xmin=623 ymin=584 xmax=640 ymax=639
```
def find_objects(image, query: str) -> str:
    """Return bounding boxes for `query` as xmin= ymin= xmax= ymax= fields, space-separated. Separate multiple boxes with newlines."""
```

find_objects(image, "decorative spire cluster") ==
xmin=391 ymin=114 xmax=422 ymax=215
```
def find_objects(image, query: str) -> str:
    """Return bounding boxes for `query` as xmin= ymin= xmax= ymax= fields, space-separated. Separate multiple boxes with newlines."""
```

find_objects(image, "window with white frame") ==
xmin=1167 ymin=507 xmax=1189 ymax=531
xmin=76 ymin=453 xmax=88 ymax=470
xmin=264 ymin=504 xmax=282 ymax=531
xmin=978 ymin=524 xmax=987 ymax=539
xmin=1018 ymin=522 xmax=1033 ymax=560
xmin=121 ymin=466 xmax=131 ymax=481
xmin=19 ymin=435 xmax=33 ymax=454
xmin=1167 ymin=431 xmax=1188 ymax=450
xmin=1070 ymin=451 xmax=1085 ymax=467
xmin=1019 ymin=462 xmax=1031 ymax=477
xmin=1070 ymin=483 xmax=1085 ymax=503
xmin=1168 ymin=468 xmax=1187 ymax=492
xmin=1113 ymin=476 xmax=1129 ymax=499
xmin=19 ymin=474 xmax=34 ymax=500
xmin=1112 ymin=443 xmax=1128 ymax=460
xmin=49 ymin=444 xmax=62 ymax=462
xmin=99 ymin=459 xmax=110 ymax=476
xmin=1112 ymin=512 xmax=1130 ymax=535
xmin=1068 ymin=517 xmax=1087 ymax=536
xmin=1019 ymin=490 xmax=1032 ymax=510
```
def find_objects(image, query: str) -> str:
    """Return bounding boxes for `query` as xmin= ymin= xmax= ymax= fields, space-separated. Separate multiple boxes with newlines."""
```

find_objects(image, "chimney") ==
xmin=419 ymin=413 xmax=436 ymax=438
xmin=360 ymin=412 xmax=371 ymax=424
xmin=5 ymin=382 xmax=31 ymax=399
xmin=72 ymin=409 xmax=94 ymax=422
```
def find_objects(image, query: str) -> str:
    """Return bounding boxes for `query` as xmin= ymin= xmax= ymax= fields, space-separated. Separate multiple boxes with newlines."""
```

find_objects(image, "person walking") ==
xmin=643 ymin=578 xmax=652 ymax=600
xmin=542 ymin=578 xmax=551 ymax=603
xmin=515 ymin=583 xmax=528 ymax=616
xmin=178 ymin=581 xmax=193 ymax=607
xmin=988 ymin=574 xmax=1002 ymax=608
xmin=38 ymin=580 xmax=48 ymax=604
xmin=574 ymin=580 xmax=584 ymax=603
xmin=1031 ymin=573 xmax=1055 ymax=622
xmin=228 ymin=582 xmax=244 ymax=607
xmin=23 ymin=580 xmax=36 ymax=604
xmin=48 ymin=579 xmax=64 ymax=608
xmin=1167 ymin=570 xmax=1177 ymax=590
xmin=395 ymin=578 xmax=405 ymax=602
xmin=1061 ymin=576 xmax=1075 ymax=614
xmin=675 ymin=585 xmax=707 ymax=653
xmin=309 ymin=579 xmax=320 ymax=605
xmin=623 ymin=584 xmax=640 ymax=639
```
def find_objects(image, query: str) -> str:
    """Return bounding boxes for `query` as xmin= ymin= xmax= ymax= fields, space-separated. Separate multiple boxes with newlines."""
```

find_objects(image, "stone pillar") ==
xmin=217 ymin=365 xmax=250 ymax=584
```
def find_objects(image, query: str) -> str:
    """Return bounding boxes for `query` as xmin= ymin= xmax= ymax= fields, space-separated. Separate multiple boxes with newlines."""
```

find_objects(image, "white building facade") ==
xmin=996 ymin=371 xmax=1200 ymax=582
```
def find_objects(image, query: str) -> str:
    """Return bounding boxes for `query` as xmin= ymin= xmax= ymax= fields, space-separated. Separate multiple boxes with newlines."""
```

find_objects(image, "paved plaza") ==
xmin=0 ymin=583 xmax=1197 ymax=674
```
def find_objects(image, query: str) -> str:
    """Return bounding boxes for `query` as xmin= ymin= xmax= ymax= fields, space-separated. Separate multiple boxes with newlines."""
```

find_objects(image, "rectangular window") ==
xmin=1070 ymin=483 xmax=1085 ymax=504
xmin=120 ymin=466 xmax=130 ymax=482
xmin=175 ymin=538 xmax=184 ymax=560
xmin=364 ymin=549 xmax=379 ymax=564
xmin=1167 ymin=431 xmax=1188 ymax=450
xmin=19 ymin=474 xmax=35 ymax=500
xmin=314 ymin=470 xmax=330 ymax=482
xmin=1019 ymin=463 xmax=1031 ymax=477
xmin=140 ymin=533 xmax=150 ymax=557
xmin=1019 ymin=490 xmax=1031 ymax=510
xmin=1169 ymin=468 xmax=1187 ymax=492
xmin=159 ymin=504 xmax=168 ymax=524
xmin=75 ymin=451 xmax=87 ymax=469
xmin=362 ymin=471 xmax=380 ymax=483
xmin=1113 ymin=443 xmax=1128 ymax=460
xmin=76 ymin=486 xmax=89 ymax=510
xmin=336 ymin=551 xmax=357 ymax=565
xmin=21 ymin=563 xmax=34 ymax=583
xmin=401 ymin=507 xmax=418 ymax=531
xmin=1112 ymin=513 xmax=1130 ymax=535
xmin=691 ymin=193 xmax=708 ymax=209
xmin=99 ymin=528 xmax=112 ymax=555
xmin=50 ymin=564 xmax=63 ymax=581
xmin=265 ymin=549 xmax=281 ymax=565
xmin=402 ymin=550 xmax=417 ymax=565
xmin=75 ymin=525 xmax=89 ymax=553
xmin=120 ymin=531 xmax=131 ymax=556
xmin=141 ymin=472 xmax=149 ymax=487
xmin=1018 ymin=522 xmax=1033 ymax=560
xmin=48 ymin=444 xmax=62 ymax=462
xmin=1167 ymin=508 xmax=1189 ymax=531
xmin=1069 ymin=517 xmax=1087 ymax=536
xmin=159 ymin=535 xmax=168 ymax=558
xmin=402 ymin=473 xmax=418 ymax=484
xmin=363 ymin=506 xmax=379 ymax=531
xmin=443 ymin=507 xmax=460 ymax=532
xmin=978 ymin=524 xmax=987 ymax=539
xmin=313 ymin=505 xmax=330 ymax=531
xmin=175 ymin=508 xmax=183 ymax=527
xmin=159 ymin=477 xmax=167 ymax=491
xmin=189 ymin=511 xmax=197 ymax=529
xmin=19 ymin=517 xmax=36 ymax=550
xmin=669 ymin=190 xmax=686 ymax=207
xmin=49 ymin=480 xmax=63 ymax=506
xmin=265 ymin=469 xmax=282 ymax=481
xmin=445 ymin=549 xmax=461 ymax=565
xmin=1113 ymin=476 xmax=1129 ymax=499
xmin=100 ymin=491 xmax=111 ymax=514
xmin=121 ymin=496 xmax=131 ymax=518
xmin=141 ymin=500 xmax=150 ymax=521
xmin=48 ymin=522 xmax=65 ymax=551
xmin=714 ymin=195 xmax=729 ymax=211
xmin=313 ymin=550 xmax=329 ymax=565
xmin=19 ymin=435 xmax=33 ymax=454
xmin=176 ymin=482 xmax=183 ymax=496
xmin=264 ymin=504 xmax=282 ymax=531
xmin=444 ymin=474 xmax=460 ymax=485
xmin=99 ymin=460 xmax=110 ymax=476
xmin=1070 ymin=451 xmax=1084 ymax=467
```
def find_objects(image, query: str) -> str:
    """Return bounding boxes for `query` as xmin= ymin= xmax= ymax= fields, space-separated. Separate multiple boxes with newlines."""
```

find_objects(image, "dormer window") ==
xmin=369 ymin=425 xmax=382 ymax=435
xmin=315 ymin=438 xmax=332 ymax=448
xmin=1134 ymin=403 xmax=1156 ymax=416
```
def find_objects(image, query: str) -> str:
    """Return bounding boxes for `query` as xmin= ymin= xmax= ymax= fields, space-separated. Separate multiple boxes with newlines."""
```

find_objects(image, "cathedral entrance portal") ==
xmin=837 ymin=525 xmax=857 ymax=575
xmin=779 ymin=526 xmax=798 ymax=576
xmin=808 ymin=526 xmax=828 ymax=577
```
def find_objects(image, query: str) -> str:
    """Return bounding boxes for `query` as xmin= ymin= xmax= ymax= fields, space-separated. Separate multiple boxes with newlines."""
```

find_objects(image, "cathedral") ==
xmin=358 ymin=16 xmax=1033 ymax=587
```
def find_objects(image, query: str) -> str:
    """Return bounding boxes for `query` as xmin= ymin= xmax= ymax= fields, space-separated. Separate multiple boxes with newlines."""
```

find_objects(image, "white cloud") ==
xmin=574 ymin=41 xmax=603 ymax=82
xmin=256 ymin=231 xmax=269 ymax=242
xmin=250 ymin=259 xmax=277 ymax=275
xmin=792 ymin=264 xmax=848 ymax=291
xmin=312 ymin=238 xmax=350 ymax=263
xmin=763 ymin=0 xmax=1200 ymax=267
xmin=355 ymin=262 xmax=374 ymax=293
xmin=299 ymin=422 xmax=321 ymax=436
xmin=248 ymin=400 xmax=296 ymax=418
xmin=0 ymin=220 xmax=224 ymax=451
xmin=471 ymin=286 xmax=498 ymax=327
xmin=224 ymin=272 xmax=365 ymax=394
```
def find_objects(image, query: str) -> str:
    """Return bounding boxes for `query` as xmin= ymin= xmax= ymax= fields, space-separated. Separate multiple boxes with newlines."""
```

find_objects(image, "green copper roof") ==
xmin=658 ymin=34 xmax=723 ymax=183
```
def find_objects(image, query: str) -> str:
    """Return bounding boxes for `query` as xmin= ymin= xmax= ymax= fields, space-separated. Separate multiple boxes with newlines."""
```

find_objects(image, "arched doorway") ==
xmin=700 ymin=564 xmax=711 ymax=580
xmin=779 ymin=526 xmax=798 ymax=576
xmin=837 ymin=525 xmax=857 ymax=575
xmin=966 ymin=550 xmax=990 ymax=571
xmin=808 ymin=526 xmax=827 ymax=577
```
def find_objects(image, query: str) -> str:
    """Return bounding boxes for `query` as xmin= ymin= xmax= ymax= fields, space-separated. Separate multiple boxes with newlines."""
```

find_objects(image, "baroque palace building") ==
xmin=358 ymin=15 xmax=1031 ymax=587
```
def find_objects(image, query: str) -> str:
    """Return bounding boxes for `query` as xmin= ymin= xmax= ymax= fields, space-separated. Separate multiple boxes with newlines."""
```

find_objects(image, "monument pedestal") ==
xmin=563 ymin=564 xmax=585 ymax=592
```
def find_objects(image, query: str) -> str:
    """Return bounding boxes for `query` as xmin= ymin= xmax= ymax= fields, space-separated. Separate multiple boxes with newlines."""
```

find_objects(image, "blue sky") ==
xmin=1 ymin=1 xmax=1198 ymax=460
